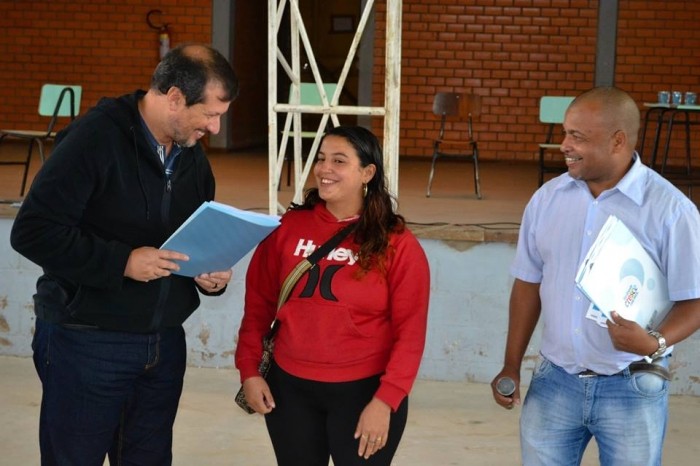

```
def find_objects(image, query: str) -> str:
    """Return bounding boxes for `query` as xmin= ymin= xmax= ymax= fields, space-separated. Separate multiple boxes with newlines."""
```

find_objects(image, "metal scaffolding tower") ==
xmin=267 ymin=0 xmax=402 ymax=214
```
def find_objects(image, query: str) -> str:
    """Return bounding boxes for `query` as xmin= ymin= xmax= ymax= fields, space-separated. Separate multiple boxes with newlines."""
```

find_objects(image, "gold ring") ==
xmin=361 ymin=434 xmax=368 ymax=440
xmin=376 ymin=437 xmax=382 ymax=442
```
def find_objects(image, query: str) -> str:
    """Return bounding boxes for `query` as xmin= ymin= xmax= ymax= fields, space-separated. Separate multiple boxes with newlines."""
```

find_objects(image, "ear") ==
xmin=362 ymin=163 xmax=377 ymax=184
xmin=611 ymin=130 xmax=627 ymax=153
xmin=165 ymin=86 xmax=184 ymax=110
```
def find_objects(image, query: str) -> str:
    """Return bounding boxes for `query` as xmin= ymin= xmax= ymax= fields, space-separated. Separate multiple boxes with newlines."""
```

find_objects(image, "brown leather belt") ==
xmin=578 ymin=361 xmax=671 ymax=381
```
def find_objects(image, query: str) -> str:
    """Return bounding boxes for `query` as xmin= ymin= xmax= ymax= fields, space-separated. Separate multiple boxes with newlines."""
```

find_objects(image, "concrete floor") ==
xmin=0 ymin=139 xmax=538 ymax=227
xmin=1 ymin=139 xmax=698 ymax=226
xmin=3 ymin=355 xmax=700 ymax=465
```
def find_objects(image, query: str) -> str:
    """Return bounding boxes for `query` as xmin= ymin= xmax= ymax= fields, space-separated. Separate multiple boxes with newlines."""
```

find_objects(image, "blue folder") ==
xmin=160 ymin=201 xmax=280 ymax=277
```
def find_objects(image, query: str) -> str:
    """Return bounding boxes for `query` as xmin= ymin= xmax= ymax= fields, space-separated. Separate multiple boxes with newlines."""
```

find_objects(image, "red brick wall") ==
xmin=617 ymin=0 xmax=700 ymax=167
xmin=0 ymin=0 xmax=212 ymax=132
xmin=1 ymin=1 xmax=699 ymax=164
xmin=373 ymin=0 xmax=700 ymax=163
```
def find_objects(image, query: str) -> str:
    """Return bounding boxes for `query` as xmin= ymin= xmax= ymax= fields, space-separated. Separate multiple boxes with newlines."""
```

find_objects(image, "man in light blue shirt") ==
xmin=491 ymin=87 xmax=700 ymax=466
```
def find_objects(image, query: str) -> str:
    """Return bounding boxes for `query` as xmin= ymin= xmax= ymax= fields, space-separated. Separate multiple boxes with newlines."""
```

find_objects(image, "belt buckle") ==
xmin=578 ymin=369 xmax=598 ymax=378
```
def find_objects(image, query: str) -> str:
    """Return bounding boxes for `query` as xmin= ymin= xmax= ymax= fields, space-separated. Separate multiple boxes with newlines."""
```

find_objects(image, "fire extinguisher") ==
xmin=147 ymin=9 xmax=171 ymax=59
xmin=158 ymin=25 xmax=170 ymax=59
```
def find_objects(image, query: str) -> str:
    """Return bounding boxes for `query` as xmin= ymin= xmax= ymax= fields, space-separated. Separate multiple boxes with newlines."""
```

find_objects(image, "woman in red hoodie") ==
xmin=236 ymin=126 xmax=430 ymax=465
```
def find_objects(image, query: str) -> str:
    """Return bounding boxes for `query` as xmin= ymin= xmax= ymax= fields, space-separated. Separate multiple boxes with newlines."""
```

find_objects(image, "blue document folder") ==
xmin=575 ymin=215 xmax=672 ymax=330
xmin=160 ymin=201 xmax=280 ymax=277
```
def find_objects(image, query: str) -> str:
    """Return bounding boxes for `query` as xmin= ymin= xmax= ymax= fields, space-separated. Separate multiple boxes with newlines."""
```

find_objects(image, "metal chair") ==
xmin=538 ymin=95 xmax=575 ymax=186
xmin=0 ymin=84 xmax=82 ymax=195
xmin=426 ymin=92 xmax=481 ymax=199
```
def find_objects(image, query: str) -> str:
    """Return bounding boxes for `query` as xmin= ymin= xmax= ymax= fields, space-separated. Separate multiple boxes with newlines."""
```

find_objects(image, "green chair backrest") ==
xmin=38 ymin=84 xmax=82 ymax=118
xmin=290 ymin=82 xmax=338 ymax=106
xmin=539 ymin=96 xmax=575 ymax=124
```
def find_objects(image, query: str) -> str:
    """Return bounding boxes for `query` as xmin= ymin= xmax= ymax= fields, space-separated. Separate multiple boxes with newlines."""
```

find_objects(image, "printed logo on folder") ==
xmin=575 ymin=215 xmax=672 ymax=330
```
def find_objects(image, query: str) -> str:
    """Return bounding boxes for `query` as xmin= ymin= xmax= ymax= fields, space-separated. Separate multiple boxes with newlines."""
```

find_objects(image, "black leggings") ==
xmin=264 ymin=361 xmax=408 ymax=466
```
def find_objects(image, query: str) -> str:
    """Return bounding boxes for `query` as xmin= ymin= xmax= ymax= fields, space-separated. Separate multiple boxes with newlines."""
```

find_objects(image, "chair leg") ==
xmin=473 ymin=148 xmax=481 ymax=199
xmin=20 ymin=139 xmax=35 ymax=196
xmin=426 ymin=152 xmax=439 ymax=198
xmin=286 ymin=152 xmax=291 ymax=187
xmin=684 ymin=110 xmax=691 ymax=175
xmin=275 ymin=150 xmax=290 ymax=191
xmin=37 ymin=139 xmax=45 ymax=163
xmin=538 ymin=147 xmax=545 ymax=187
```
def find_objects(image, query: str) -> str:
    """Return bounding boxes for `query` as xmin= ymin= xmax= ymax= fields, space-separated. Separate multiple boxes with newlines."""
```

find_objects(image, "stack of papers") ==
xmin=160 ymin=201 xmax=280 ymax=277
xmin=575 ymin=215 xmax=672 ymax=330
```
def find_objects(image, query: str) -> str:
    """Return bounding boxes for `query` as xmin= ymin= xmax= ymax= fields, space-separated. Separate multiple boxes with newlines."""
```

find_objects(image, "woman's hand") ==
xmin=354 ymin=397 xmax=391 ymax=459
xmin=242 ymin=376 xmax=276 ymax=414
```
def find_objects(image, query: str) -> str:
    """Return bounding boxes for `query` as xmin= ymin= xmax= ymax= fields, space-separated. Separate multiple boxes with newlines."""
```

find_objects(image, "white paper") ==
xmin=576 ymin=215 xmax=672 ymax=330
xmin=585 ymin=302 xmax=609 ymax=328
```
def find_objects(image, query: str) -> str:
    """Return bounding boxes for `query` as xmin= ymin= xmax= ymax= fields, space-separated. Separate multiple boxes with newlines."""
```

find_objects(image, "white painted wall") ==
xmin=2 ymin=219 xmax=699 ymax=395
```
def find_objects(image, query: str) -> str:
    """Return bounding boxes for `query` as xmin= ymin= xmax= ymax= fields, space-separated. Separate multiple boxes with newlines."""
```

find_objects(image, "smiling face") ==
xmin=314 ymin=134 xmax=376 ymax=220
xmin=560 ymin=99 xmax=632 ymax=196
xmin=168 ymin=81 xmax=230 ymax=147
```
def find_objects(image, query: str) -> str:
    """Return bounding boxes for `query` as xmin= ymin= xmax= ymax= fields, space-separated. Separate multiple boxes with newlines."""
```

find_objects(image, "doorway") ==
xmin=225 ymin=0 xmax=366 ymax=149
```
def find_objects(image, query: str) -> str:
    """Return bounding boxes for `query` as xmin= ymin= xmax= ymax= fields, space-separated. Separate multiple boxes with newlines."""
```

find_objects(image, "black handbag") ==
xmin=235 ymin=222 xmax=356 ymax=414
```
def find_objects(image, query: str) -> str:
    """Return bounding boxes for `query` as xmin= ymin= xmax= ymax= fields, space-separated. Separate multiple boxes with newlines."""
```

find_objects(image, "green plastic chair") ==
xmin=538 ymin=95 xmax=575 ymax=186
xmin=281 ymin=82 xmax=338 ymax=186
xmin=0 ymin=83 xmax=82 ymax=195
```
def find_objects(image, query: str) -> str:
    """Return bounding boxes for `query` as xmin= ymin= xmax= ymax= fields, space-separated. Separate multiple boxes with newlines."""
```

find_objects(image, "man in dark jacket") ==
xmin=10 ymin=43 xmax=239 ymax=465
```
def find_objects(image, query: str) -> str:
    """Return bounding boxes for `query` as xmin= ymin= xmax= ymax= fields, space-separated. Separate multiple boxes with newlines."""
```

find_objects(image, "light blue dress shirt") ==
xmin=511 ymin=154 xmax=700 ymax=374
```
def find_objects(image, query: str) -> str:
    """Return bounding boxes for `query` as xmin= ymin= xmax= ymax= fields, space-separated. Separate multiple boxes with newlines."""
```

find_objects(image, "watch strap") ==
xmin=647 ymin=330 xmax=667 ymax=359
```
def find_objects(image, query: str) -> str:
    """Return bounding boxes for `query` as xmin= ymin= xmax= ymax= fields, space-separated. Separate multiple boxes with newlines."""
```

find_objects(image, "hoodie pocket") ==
xmin=278 ymin=298 xmax=388 ymax=365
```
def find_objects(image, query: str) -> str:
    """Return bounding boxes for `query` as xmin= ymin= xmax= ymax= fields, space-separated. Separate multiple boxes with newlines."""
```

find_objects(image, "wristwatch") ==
xmin=648 ymin=330 xmax=667 ymax=359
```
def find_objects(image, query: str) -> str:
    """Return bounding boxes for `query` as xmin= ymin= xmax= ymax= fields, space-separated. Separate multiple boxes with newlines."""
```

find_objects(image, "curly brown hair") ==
xmin=289 ymin=126 xmax=405 ymax=275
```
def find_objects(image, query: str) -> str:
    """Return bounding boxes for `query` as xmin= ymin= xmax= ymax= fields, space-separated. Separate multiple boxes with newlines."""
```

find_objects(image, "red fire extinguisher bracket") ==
xmin=146 ymin=9 xmax=171 ymax=60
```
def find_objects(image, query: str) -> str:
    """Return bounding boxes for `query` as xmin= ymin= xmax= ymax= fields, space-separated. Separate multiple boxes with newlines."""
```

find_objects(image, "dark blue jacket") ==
xmin=10 ymin=90 xmax=221 ymax=332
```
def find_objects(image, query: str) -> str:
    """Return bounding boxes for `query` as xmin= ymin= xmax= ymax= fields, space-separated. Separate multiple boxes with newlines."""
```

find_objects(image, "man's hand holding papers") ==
xmin=160 ymin=201 xmax=280 ymax=277
xmin=576 ymin=215 xmax=672 ymax=331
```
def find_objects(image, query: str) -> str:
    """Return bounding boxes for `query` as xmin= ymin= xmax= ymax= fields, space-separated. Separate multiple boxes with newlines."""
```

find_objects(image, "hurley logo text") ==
xmin=293 ymin=238 xmax=358 ymax=265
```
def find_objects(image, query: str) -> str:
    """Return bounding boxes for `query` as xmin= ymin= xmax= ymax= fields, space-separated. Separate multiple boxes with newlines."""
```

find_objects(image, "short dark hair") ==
xmin=571 ymin=86 xmax=640 ymax=147
xmin=151 ymin=43 xmax=239 ymax=106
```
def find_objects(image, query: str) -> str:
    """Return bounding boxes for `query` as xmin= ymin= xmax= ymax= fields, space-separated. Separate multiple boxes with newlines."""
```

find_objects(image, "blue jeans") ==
xmin=521 ymin=357 xmax=669 ymax=466
xmin=32 ymin=319 xmax=187 ymax=466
